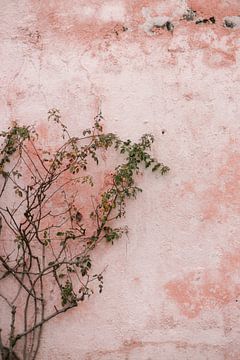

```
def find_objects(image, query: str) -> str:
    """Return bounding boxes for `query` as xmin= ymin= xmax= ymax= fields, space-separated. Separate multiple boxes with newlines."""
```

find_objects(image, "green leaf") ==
xmin=56 ymin=232 xmax=64 ymax=236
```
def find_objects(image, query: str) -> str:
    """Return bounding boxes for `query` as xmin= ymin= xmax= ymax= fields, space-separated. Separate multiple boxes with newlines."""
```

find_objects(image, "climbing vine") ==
xmin=0 ymin=110 xmax=169 ymax=360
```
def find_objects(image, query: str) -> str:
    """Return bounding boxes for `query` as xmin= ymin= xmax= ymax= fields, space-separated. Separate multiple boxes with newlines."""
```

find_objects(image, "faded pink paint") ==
xmin=165 ymin=248 xmax=240 ymax=318
xmin=1 ymin=0 xmax=240 ymax=359
xmin=182 ymin=140 xmax=240 ymax=222
xmin=188 ymin=0 xmax=240 ymax=18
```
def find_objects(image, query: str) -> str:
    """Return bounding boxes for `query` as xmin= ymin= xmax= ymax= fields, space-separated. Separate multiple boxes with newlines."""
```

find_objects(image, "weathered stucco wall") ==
xmin=1 ymin=0 xmax=240 ymax=359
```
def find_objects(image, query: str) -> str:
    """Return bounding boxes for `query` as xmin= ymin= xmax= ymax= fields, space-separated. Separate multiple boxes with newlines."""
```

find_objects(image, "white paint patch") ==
xmin=99 ymin=2 xmax=126 ymax=22
xmin=81 ymin=6 xmax=96 ymax=18
xmin=157 ymin=0 xmax=189 ymax=18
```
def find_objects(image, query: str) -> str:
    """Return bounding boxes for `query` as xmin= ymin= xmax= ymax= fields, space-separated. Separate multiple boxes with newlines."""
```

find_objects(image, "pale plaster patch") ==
xmin=156 ymin=0 xmax=189 ymax=19
xmin=80 ymin=6 xmax=96 ymax=18
xmin=99 ymin=2 xmax=126 ymax=22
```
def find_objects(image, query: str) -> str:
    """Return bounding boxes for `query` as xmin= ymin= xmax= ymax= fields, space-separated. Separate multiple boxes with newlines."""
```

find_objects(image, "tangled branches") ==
xmin=0 ymin=110 xmax=169 ymax=360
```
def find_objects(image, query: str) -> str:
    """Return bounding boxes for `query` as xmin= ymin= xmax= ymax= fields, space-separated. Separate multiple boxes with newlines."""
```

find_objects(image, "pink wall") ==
xmin=1 ymin=0 xmax=240 ymax=358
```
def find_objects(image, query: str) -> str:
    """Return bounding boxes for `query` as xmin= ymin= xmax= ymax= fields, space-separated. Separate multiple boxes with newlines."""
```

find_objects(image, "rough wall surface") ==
xmin=1 ymin=0 xmax=240 ymax=359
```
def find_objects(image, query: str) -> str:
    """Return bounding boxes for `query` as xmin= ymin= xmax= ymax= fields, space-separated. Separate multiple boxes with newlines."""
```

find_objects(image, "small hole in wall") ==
xmin=113 ymin=25 xmax=128 ymax=36
xmin=151 ymin=21 xmax=174 ymax=34
xmin=236 ymin=299 xmax=238 ymax=302
xmin=161 ymin=129 xmax=166 ymax=135
xmin=195 ymin=16 xmax=216 ymax=25
xmin=224 ymin=19 xmax=236 ymax=28
xmin=182 ymin=9 xmax=197 ymax=21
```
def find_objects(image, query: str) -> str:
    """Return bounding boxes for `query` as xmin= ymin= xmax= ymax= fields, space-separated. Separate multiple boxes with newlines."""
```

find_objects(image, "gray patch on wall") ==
xmin=224 ymin=16 xmax=240 ymax=29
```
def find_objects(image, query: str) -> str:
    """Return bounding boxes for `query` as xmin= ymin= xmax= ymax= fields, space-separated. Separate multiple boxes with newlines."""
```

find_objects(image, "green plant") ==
xmin=0 ymin=110 xmax=169 ymax=360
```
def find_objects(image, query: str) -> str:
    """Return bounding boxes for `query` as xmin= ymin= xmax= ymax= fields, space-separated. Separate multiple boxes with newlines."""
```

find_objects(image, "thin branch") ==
xmin=0 ymin=257 xmax=41 ymax=301
xmin=0 ymin=293 xmax=14 ymax=308
xmin=13 ymin=301 xmax=78 ymax=346
xmin=0 ymin=329 xmax=5 ymax=360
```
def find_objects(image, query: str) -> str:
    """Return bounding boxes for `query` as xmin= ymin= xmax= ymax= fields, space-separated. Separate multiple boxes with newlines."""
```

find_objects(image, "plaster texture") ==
xmin=1 ymin=0 xmax=240 ymax=359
